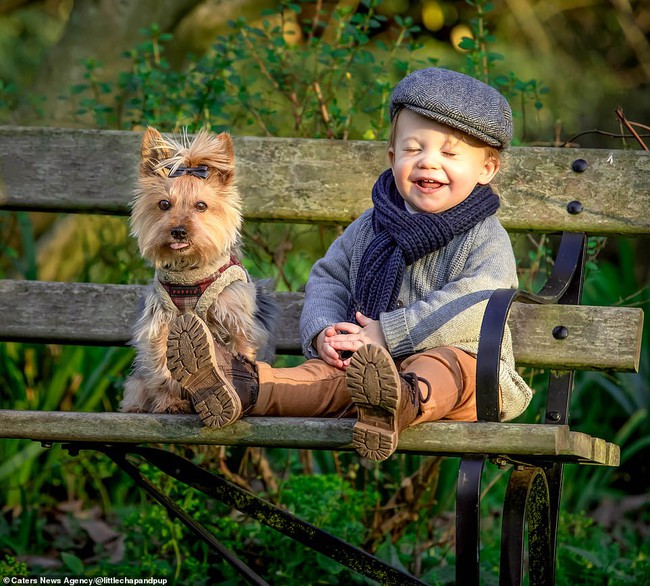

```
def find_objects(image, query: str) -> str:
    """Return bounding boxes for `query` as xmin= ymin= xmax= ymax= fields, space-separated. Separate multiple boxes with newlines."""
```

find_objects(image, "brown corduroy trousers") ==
xmin=250 ymin=346 xmax=478 ymax=424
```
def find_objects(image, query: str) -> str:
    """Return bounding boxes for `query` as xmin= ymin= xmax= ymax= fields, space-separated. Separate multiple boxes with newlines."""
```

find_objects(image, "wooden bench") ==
xmin=0 ymin=126 xmax=647 ymax=585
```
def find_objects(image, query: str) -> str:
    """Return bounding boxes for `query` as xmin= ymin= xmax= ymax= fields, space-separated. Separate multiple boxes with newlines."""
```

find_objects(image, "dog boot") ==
xmin=346 ymin=344 xmax=431 ymax=461
xmin=166 ymin=313 xmax=258 ymax=428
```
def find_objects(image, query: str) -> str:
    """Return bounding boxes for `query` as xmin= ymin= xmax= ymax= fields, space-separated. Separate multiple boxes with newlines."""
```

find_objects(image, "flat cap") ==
xmin=389 ymin=67 xmax=513 ymax=149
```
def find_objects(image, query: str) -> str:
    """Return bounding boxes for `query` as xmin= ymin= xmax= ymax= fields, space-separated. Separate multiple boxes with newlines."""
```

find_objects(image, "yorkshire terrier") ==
xmin=120 ymin=127 xmax=274 ymax=417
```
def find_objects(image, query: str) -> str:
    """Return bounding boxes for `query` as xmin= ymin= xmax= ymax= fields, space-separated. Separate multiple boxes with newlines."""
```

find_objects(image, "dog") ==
xmin=120 ymin=127 xmax=274 ymax=415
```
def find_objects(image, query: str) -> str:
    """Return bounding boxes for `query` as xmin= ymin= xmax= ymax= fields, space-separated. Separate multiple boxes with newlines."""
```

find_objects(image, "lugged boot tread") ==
xmin=346 ymin=344 xmax=402 ymax=461
xmin=167 ymin=313 xmax=242 ymax=428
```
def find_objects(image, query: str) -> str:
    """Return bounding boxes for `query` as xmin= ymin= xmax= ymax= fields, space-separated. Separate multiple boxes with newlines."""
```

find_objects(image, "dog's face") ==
xmin=131 ymin=127 xmax=242 ymax=270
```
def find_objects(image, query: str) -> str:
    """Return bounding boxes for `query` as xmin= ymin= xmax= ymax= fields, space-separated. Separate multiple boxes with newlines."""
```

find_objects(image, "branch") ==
xmin=313 ymin=81 xmax=334 ymax=139
xmin=561 ymin=129 xmax=650 ymax=148
xmin=629 ymin=120 xmax=650 ymax=132
xmin=615 ymin=107 xmax=648 ymax=150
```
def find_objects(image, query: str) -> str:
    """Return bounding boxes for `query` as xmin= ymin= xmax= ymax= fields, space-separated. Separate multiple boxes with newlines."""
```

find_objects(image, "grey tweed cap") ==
xmin=389 ymin=67 xmax=513 ymax=149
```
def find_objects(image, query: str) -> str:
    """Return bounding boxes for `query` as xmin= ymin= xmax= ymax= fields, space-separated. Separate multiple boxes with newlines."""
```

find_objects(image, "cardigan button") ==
xmin=396 ymin=300 xmax=404 ymax=308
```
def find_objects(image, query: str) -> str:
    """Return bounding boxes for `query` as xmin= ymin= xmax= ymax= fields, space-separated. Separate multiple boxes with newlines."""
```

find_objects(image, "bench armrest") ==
xmin=476 ymin=232 xmax=587 ymax=421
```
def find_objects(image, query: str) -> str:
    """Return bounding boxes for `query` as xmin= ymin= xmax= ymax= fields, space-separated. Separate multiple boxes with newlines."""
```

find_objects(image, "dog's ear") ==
xmin=205 ymin=132 xmax=235 ymax=185
xmin=140 ymin=127 xmax=172 ymax=176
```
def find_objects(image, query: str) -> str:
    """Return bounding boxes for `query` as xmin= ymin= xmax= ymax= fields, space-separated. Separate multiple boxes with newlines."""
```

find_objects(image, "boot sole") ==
xmin=166 ymin=313 xmax=242 ymax=428
xmin=346 ymin=344 xmax=401 ymax=461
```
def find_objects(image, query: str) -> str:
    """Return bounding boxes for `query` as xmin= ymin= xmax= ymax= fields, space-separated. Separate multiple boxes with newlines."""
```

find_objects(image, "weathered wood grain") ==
xmin=1 ymin=126 xmax=649 ymax=235
xmin=0 ymin=279 xmax=642 ymax=371
xmin=508 ymin=303 xmax=644 ymax=371
xmin=0 ymin=410 xmax=619 ymax=465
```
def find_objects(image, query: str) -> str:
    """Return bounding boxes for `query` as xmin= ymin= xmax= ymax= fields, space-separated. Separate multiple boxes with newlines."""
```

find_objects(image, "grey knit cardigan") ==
xmin=300 ymin=210 xmax=533 ymax=422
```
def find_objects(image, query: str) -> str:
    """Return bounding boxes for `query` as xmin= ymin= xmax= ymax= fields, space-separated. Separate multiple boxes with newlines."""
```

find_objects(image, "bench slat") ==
xmin=1 ymin=127 xmax=649 ymax=236
xmin=0 ymin=410 xmax=619 ymax=466
xmin=0 ymin=280 xmax=642 ymax=371
xmin=509 ymin=303 xmax=643 ymax=371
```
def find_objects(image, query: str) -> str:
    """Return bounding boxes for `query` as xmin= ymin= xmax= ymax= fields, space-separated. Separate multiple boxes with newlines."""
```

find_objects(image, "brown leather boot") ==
xmin=346 ymin=344 xmax=431 ymax=461
xmin=166 ymin=313 xmax=259 ymax=428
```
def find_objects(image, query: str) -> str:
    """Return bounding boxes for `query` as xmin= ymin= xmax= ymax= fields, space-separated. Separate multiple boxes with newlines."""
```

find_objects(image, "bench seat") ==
xmin=0 ymin=410 xmax=619 ymax=466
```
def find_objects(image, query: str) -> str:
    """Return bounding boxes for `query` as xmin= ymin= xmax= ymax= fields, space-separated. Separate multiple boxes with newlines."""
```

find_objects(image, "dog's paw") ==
xmin=119 ymin=405 xmax=146 ymax=413
xmin=164 ymin=400 xmax=193 ymax=414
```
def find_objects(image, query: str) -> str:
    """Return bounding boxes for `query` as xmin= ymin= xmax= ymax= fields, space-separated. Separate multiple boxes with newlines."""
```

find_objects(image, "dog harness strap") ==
xmin=217 ymin=256 xmax=242 ymax=275
xmin=159 ymin=256 xmax=244 ymax=313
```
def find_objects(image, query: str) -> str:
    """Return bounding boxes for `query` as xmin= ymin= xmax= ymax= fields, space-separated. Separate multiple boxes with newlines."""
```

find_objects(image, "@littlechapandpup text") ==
xmin=3 ymin=578 xmax=168 ymax=585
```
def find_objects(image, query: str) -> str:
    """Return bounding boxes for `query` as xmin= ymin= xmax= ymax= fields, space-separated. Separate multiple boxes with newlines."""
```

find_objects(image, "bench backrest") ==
xmin=0 ymin=127 xmax=647 ymax=374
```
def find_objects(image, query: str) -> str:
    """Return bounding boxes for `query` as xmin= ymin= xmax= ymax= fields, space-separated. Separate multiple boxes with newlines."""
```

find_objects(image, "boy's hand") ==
xmin=322 ymin=312 xmax=388 ymax=368
xmin=314 ymin=326 xmax=348 ymax=369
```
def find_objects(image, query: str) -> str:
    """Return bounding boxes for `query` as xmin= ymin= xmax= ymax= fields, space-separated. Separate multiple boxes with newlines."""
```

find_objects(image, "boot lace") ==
xmin=401 ymin=373 xmax=432 ymax=407
xmin=338 ymin=372 xmax=432 ymax=419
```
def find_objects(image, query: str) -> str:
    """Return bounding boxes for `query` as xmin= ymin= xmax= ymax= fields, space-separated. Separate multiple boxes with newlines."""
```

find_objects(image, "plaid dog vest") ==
xmin=158 ymin=256 xmax=244 ymax=313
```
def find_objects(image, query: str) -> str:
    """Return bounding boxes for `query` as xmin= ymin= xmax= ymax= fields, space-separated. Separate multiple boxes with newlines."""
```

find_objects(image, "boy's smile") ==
xmin=412 ymin=177 xmax=448 ymax=195
xmin=388 ymin=109 xmax=499 ymax=214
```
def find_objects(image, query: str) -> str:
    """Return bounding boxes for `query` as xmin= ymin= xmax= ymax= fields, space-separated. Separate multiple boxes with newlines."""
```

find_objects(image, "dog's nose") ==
xmin=171 ymin=226 xmax=187 ymax=240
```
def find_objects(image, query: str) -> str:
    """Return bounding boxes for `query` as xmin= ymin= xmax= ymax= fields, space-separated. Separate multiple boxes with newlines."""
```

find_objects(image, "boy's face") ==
xmin=388 ymin=109 xmax=499 ymax=214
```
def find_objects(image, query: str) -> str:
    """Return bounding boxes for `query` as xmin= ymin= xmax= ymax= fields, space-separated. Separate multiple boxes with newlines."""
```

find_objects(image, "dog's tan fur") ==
xmin=120 ymin=127 xmax=268 ymax=414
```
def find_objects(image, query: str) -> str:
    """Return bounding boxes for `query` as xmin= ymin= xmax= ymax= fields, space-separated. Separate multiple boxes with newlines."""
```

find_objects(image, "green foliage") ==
xmin=67 ymin=0 xmax=548 ymax=143
xmin=0 ymin=79 xmax=17 ymax=124
xmin=0 ymin=3 xmax=68 ymax=123
xmin=556 ymin=513 xmax=650 ymax=585
xmin=71 ymin=1 xmax=435 ymax=139
xmin=460 ymin=0 xmax=548 ymax=141
xmin=562 ymin=239 xmax=650 ymax=512
xmin=0 ymin=554 xmax=28 ymax=577
xmin=0 ymin=211 xmax=38 ymax=280
xmin=50 ymin=469 xmax=385 ymax=585
xmin=0 ymin=342 xmax=133 ymax=506
xmin=229 ymin=473 xmax=380 ymax=583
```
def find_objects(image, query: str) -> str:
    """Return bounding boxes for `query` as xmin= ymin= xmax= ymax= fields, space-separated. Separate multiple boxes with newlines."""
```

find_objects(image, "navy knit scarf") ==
xmin=348 ymin=169 xmax=500 ymax=321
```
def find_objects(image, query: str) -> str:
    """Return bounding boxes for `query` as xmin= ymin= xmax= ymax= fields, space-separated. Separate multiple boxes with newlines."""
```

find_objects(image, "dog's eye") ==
xmin=195 ymin=201 xmax=208 ymax=212
xmin=158 ymin=200 xmax=171 ymax=211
